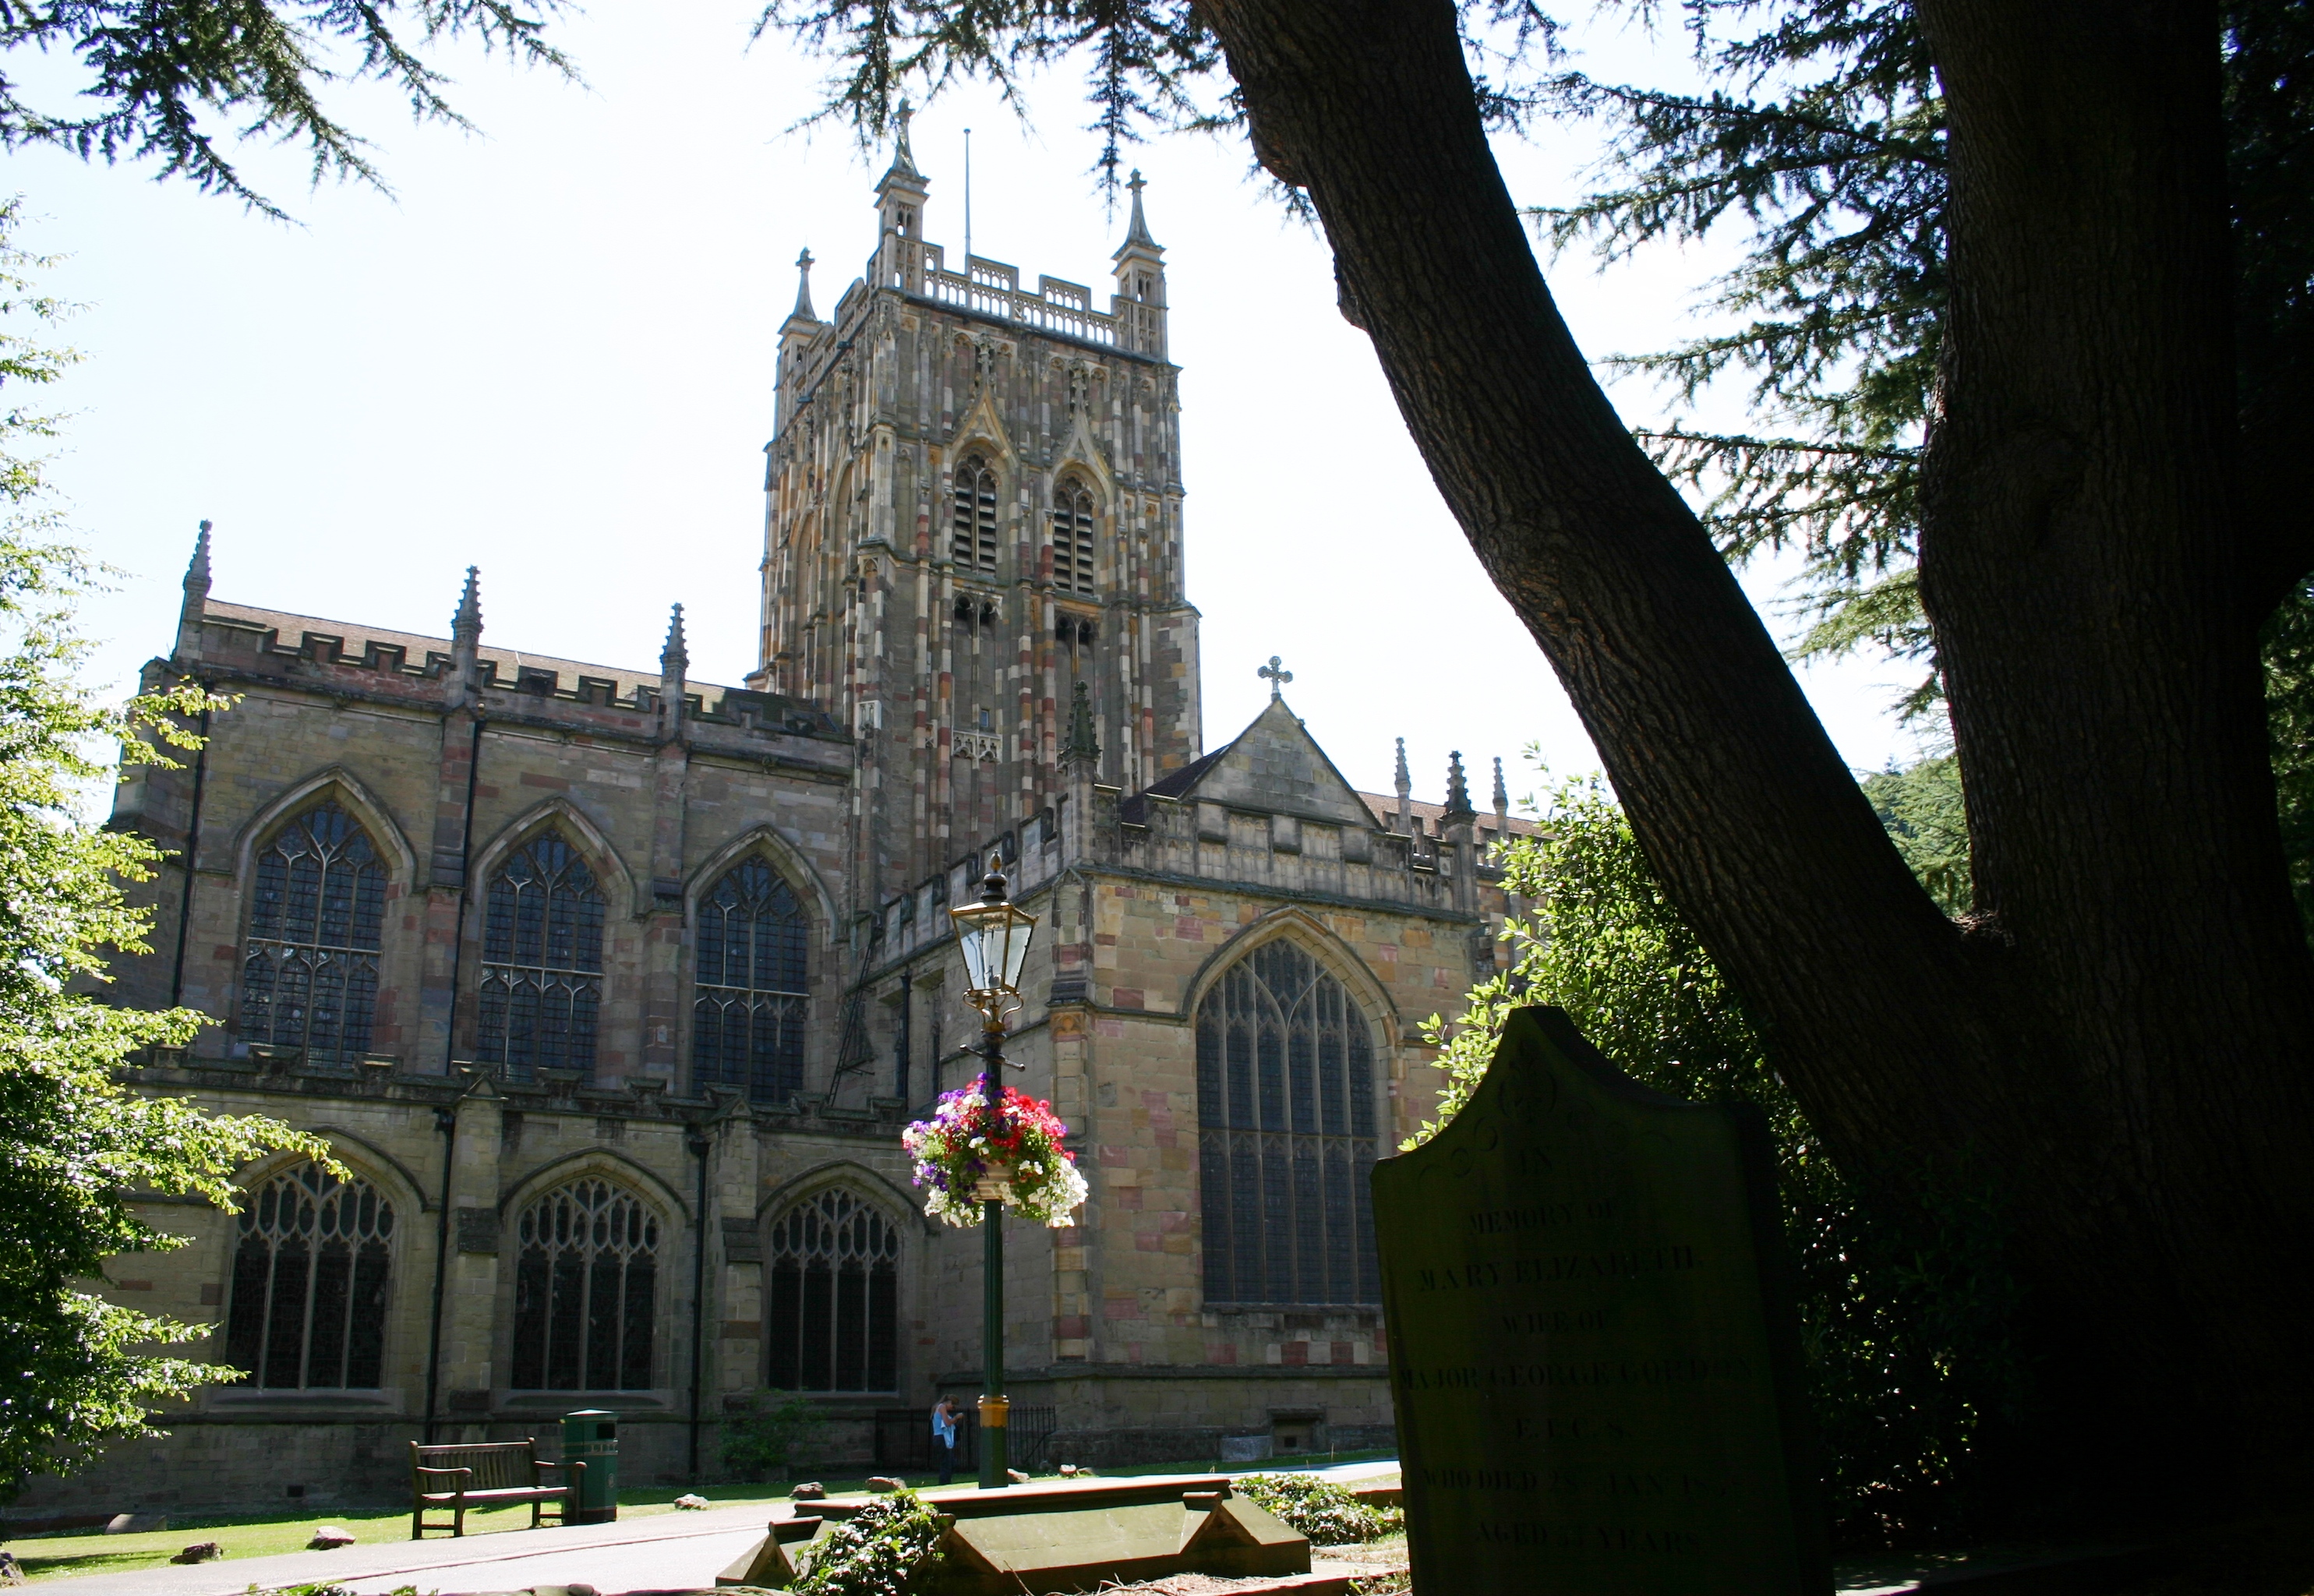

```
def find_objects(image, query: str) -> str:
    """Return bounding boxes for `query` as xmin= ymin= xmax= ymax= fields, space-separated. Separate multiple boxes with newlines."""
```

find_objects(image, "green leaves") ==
xmin=1861 ymin=753 xmax=1969 ymax=917
xmin=720 ymin=1389 xmax=827 ymax=1482
xmin=2263 ymin=579 xmax=2314 ymax=949
xmin=1407 ymin=767 xmax=1774 ymax=1152
xmin=791 ymin=1488 xmax=943 ymax=1596
xmin=1235 ymin=1473 xmax=1401 ymax=1545
xmin=1408 ymin=759 xmax=2020 ymax=1544
xmin=0 ymin=201 xmax=323 ymax=1502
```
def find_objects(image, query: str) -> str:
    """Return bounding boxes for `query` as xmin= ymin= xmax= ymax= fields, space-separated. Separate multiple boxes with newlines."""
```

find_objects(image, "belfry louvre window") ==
xmin=1051 ymin=480 xmax=1096 ymax=594
xmin=224 ymin=1162 xmax=394 ymax=1389
xmin=1196 ymin=941 xmax=1380 ymax=1306
xmin=694 ymin=860 xmax=809 ymax=1102
xmin=242 ymin=800 xmax=387 ymax=1064
xmin=511 ymin=1179 xmax=659 ymax=1390
xmin=478 ymin=833 xmax=605 ymax=1080
xmin=765 ymin=1188 xmax=899 ymax=1392
xmin=951 ymin=455 xmax=999 ymax=570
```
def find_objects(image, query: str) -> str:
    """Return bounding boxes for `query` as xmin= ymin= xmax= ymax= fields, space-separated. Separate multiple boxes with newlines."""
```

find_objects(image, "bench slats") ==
xmin=408 ymin=1439 xmax=581 ymax=1540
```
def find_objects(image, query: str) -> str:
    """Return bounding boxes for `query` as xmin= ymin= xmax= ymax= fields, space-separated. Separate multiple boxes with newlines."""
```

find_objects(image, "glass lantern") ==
xmin=950 ymin=856 xmax=1036 ymax=1022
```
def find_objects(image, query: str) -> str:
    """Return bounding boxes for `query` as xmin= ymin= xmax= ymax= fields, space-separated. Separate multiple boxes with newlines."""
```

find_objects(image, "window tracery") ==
xmin=510 ymin=1178 xmax=659 ymax=1390
xmin=951 ymin=456 xmax=999 ymax=571
xmin=477 ymin=832 xmax=605 ymax=1080
xmin=694 ymin=860 xmax=810 ymax=1102
xmin=765 ymin=1188 xmax=900 ymax=1392
xmin=242 ymin=800 xmax=387 ymax=1064
xmin=224 ymin=1161 xmax=394 ymax=1389
xmin=1051 ymin=479 xmax=1097 ymax=594
xmin=1194 ymin=940 xmax=1380 ymax=1307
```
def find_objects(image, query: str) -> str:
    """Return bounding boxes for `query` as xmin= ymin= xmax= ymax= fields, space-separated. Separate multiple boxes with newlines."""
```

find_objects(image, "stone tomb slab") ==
xmin=1373 ymin=1005 xmax=1830 ymax=1595
xmin=717 ymin=1477 xmax=1309 ymax=1595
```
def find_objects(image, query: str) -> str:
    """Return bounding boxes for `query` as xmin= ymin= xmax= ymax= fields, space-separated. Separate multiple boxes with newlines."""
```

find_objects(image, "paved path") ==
xmin=44 ymin=1461 xmax=1405 ymax=1596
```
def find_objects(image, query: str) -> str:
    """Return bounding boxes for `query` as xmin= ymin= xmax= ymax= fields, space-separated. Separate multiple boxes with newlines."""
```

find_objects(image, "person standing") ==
xmin=931 ymin=1394 xmax=960 ymax=1485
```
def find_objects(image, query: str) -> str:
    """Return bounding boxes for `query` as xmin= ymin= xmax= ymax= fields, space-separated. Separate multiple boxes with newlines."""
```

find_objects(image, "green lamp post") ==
xmin=949 ymin=856 xmax=1036 ymax=1489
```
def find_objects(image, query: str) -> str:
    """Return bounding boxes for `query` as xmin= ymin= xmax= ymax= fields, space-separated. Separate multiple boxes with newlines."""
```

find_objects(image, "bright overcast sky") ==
xmin=19 ymin=4 xmax=1925 ymax=811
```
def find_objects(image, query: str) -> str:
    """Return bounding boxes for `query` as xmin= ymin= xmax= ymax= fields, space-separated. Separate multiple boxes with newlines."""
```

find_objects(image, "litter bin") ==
xmin=562 ymin=1409 xmax=619 ymax=1524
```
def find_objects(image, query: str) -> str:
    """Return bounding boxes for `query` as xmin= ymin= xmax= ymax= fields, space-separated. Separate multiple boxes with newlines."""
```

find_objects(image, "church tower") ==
xmin=755 ymin=115 xmax=1203 ymax=913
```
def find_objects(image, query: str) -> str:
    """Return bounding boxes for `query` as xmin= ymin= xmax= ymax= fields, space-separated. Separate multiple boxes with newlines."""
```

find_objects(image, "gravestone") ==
xmin=1374 ymin=1006 xmax=1829 ymax=1595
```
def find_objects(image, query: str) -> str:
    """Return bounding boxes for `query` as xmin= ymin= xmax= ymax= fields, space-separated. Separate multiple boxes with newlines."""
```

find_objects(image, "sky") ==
xmin=16 ymin=2 xmax=1926 ymax=814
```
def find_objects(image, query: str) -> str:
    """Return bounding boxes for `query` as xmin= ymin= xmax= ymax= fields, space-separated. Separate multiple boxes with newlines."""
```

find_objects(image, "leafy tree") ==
xmin=757 ymin=0 xmax=2314 ymax=1513
xmin=1416 ymin=768 xmax=2022 ymax=1545
xmin=2267 ymin=579 xmax=2314 ymax=945
xmin=0 ymin=0 xmax=576 ymax=216
xmin=0 ymin=204 xmax=322 ymax=1500
xmin=1860 ymin=754 xmax=1968 ymax=916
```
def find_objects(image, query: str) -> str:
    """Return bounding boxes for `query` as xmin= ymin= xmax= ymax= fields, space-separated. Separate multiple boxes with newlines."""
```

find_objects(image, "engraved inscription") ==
xmin=1373 ymin=1008 xmax=1825 ymax=1596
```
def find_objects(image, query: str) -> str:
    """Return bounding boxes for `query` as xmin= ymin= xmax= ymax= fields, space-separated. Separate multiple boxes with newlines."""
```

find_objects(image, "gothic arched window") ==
xmin=224 ymin=1161 xmax=395 ymax=1389
xmin=951 ymin=455 xmax=998 ymax=571
xmin=1051 ymin=479 xmax=1097 ymax=595
xmin=478 ymin=832 xmax=605 ymax=1080
xmin=510 ymin=1179 xmax=659 ymax=1390
xmin=1195 ymin=940 xmax=1380 ymax=1307
xmin=694 ymin=860 xmax=810 ymax=1102
xmin=242 ymin=800 xmax=387 ymax=1064
xmin=765 ymin=1188 xmax=900 ymax=1392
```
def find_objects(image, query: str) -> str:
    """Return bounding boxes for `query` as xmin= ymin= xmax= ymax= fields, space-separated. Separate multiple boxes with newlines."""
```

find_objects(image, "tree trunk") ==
xmin=1199 ymin=0 xmax=2314 ymax=1511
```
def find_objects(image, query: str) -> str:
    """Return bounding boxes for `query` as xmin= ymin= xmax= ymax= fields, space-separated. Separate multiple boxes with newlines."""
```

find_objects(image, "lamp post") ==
xmin=949 ymin=856 xmax=1036 ymax=1490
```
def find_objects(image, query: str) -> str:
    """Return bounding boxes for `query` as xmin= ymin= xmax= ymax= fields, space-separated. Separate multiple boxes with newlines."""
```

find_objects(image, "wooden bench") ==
xmin=408 ymin=1439 xmax=584 ymax=1539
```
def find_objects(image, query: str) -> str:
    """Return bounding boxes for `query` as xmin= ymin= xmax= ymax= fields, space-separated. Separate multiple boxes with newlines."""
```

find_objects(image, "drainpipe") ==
xmin=896 ymin=975 xmax=912 ymax=1105
xmin=422 ymin=1103 xmax=458 ymax=1443
xmin=686 ymin=1128 xmax=712 ymax=1481
xmin=167 ymin=701 xmax=211 ymax=1006
xmin=422 ymin=715 xmax=486 ymax=1446
xmin=441 ymin=716 xmax=486 ymax=1073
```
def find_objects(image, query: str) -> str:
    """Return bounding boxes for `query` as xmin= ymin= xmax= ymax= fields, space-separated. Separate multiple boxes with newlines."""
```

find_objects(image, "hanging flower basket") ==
xmin=903 ymin=1082 xmax=1088 ymax=1227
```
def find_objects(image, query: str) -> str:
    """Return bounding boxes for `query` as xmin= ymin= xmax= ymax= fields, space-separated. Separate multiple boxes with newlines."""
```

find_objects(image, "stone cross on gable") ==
xmin=1259 ymin=655 xmax=1293 ymax=701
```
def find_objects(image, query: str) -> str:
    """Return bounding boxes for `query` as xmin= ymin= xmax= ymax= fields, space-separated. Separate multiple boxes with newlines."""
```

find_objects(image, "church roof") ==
xmin=1115 ymin=697 xmax=1542 ymax=842
xmin=204 ymin=598 xmax=736 ymax=708
xmin=1119 ymin=697 xmax=1375 ymax=828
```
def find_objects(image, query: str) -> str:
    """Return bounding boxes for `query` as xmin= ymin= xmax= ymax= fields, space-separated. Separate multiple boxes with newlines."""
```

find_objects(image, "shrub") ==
xmin=793 ymin=1490 xmax=944 ymax=1596
xmin=1235 ymin=1474 xmax=1401 ymax=1544
xmin=722 ymin=1391 xmax=825 ymax=1483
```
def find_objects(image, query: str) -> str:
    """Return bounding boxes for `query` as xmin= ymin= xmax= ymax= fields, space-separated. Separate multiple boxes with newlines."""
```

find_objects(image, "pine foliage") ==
xmin=0 ymin=0 xmax=576 ymax=216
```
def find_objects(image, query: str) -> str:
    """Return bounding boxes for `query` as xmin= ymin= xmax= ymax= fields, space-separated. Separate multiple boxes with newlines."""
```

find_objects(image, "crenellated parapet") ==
xmin=162 ymin=598 xmax=848 ymax=760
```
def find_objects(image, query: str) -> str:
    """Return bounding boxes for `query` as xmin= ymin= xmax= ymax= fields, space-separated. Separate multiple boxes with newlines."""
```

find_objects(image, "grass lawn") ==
xmin=2 ymin=1478 xmax=807 ymax=1584
xmin=2 ymin=1449 xmax=1399 ymax=1584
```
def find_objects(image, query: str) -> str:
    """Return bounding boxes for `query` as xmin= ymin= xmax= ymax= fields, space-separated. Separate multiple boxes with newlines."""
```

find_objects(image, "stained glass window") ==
xmin=1195 ymin=941 xmax=1380 ymax=1306
xmin=510 ymin=1179 xmax=659 ymax=1390
xmin=951 ymin=456 xmax=998 ymax=570
xmin=224 ymin=1162 xmax=394 ymax=1389
xmin=242 ymin=800 xmax=387 ymax=1064
xmin=1051 ymin=480 xmax=1096 ymax=594
xmin=478 ymin=832 xmax=605 ymax=1080
xmin=765 ymin=1188 xmax=900 ymax=1392
xmin=694 ymin=860 xmax=810 ymax=1102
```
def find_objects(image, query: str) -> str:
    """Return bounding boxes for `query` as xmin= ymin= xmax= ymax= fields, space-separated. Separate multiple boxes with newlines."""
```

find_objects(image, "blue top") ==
xmin=931 ymin=1404 xmax=957 ymax=1444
